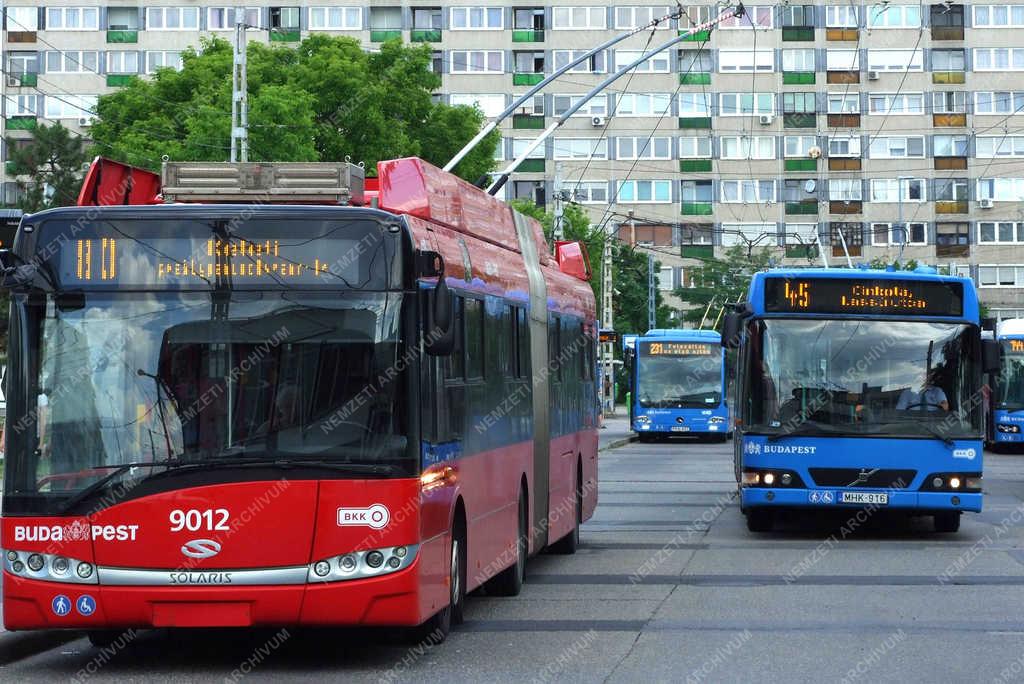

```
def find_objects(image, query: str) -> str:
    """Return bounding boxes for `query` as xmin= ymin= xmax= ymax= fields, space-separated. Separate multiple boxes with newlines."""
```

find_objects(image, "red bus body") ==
xmin=2 ymin=157 xmax=598 ymax=632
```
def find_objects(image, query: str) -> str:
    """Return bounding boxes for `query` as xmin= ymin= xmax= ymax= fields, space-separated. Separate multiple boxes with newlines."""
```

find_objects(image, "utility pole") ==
xmin=647 ymin=252 xmax=656 ymax=332
xmin=230 ymin=20 xmax=249 ymax=163
xmin=602 ymin=225 xmax=615 ymax=417
xmin=553 ymin=162 xmax=565 ymax=242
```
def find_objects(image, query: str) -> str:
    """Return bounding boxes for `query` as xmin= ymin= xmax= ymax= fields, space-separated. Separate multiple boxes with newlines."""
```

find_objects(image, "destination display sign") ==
xmin=1008 ymin=339 xmax=1024 ymax=353
xmin=763 ymin=277 xmax=964 ymax=317
xmin=641 ymin=341 xmax=715 ymax=356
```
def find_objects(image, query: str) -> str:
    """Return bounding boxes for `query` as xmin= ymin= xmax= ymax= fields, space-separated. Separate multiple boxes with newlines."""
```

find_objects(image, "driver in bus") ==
xmin=896 ymin=369 xmax=949 ymax=412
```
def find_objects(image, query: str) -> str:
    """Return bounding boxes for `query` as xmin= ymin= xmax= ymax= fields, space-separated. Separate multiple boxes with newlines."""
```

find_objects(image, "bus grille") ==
xmin=808 ymin=468 xmax=916 ymax=489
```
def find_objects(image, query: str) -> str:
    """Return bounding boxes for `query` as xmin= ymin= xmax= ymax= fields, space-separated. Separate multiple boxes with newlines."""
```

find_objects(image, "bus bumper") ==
xmin=993 ymin=431 xmax=1024 ymax=444
xmin=741 ymin=487 xmax=982 ymax=513
xmin=2 ymin=560 xmax=431 ymax=630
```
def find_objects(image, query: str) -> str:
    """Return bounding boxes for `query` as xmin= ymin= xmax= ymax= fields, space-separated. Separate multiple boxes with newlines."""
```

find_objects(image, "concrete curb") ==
xmin=599 ymin=435 xmax=637 ymax=452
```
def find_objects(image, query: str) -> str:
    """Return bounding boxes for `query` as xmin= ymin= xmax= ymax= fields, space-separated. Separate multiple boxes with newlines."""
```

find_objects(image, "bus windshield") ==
xmin=746 ymin=319 xmax=981 ymax=439
xmin=638 ymin=352 xmax=722 ymax=408
xmin=7 ymin=291 xmax=414 ymax=505
xmin=997 ymin=341 xmax=1024 ymax=411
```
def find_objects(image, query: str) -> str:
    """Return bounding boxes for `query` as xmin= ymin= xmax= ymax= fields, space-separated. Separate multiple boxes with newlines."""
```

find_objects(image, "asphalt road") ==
xmin=3 ymin=434 xmax=1024 ymax=683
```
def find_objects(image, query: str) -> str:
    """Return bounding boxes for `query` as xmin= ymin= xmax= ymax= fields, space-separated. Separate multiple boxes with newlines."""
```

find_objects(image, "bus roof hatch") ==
xmin=161 ymin=161 xmax=365 ymax=205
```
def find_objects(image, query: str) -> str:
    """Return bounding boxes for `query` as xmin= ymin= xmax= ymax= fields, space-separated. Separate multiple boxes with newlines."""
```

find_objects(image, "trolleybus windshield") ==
xmin=746 ymin=319 xmax=981 ymax=439
xmin=637 ymin=341 xmax=722 ymax=408
xmin=997 ymin=339 xmax=1024 ymax=411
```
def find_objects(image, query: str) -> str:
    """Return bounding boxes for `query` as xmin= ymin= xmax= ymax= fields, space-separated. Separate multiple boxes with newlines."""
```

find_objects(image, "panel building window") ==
xmin=677 ymin=136 xmax=711 ymax=159
xmin=976 ymin=136 xmax=1024 ymax=158
xmin=869 ymin=178 xmax=926 ymax=202
xmin=720 ymin=136 xmax=776 ymax=160
xmin=974 ymin=48 xmax=1024 ymax=71
xmin=973 ymin=5 xmax=1024 ymax=27
xmin=827 ymin=93 xmax=860 ymax=113
xmin=871 ymin=222 xmax=927 ymax=245
xmin=784 ymin=135 xmax=817 ymax=157
xmin=450 ymin=94 xmax=506 ymax=118
xmin=615 ymin=6 xmax=672 ymax=29
xmin=830 ymin=222 xmax=863 ymax=256
xmin=826 ymin=6 xmax=858 ymax=26
xmin=867 ymin=4 xmax=922 ymax=28
xmin=782 ymin=49 xmax=815 ymax=72
xmin=975 ymin=91 xmax=1024 ymax=114
xmin=978 ymin=222 xmax=1024 ymax=244
xmin=933 ymin=91 xmax=967 ymax=114
xmin=47 ymin=7 xmax=100 ymax=30
xmin=450 ymin=51 xmax=504 ymax=74
xmin=567 ymin=181 xmax=609 ymax=203
xmin=618 ymin=180 xmax=672 ymax=203
xmin=552 ymin=94 xmax=608 ymax=117
xmin=615 ymin=93 xmax=672 ymax=116
xmin=869 ymin=136 xmax=925 ymax=158
xmin=719 ymin=5 xmax=774 ymax=28
xmin=721 ymin=223 xmax=777 ymax=246
xmin=829 ymin=179 xmax=862 ymax=201
xmin=552 ymin=7 xmax=606 ymax=29
xmin=7 ymin=6 xmax=38 ymax=31
xmin=679 ymin=49 xmax=713 ymax=74
xmin=209 ymin=7 xmax=262 ymax=30
xmin=619 ymin=136 xmax=673 ymax=160
xmin=450 ymin=7 xmax=503 ymax=30
xmin=977 ymin=178 xmax=1024 ymax=201
xmin=932 ymin=49 xmax=966 ymax=72
xmin=146 ymin=51 xmax=183 ymax=73
xmin=553 ymin=138 xmax=608 ymax=160
xmin=782 ymin=5 xmax=815 ymax=27
xmin=936 ymin=222 xmax=970 ymax=257
xmin=783 ymin=92 xmax=816 ymax=113
xmin=978 ymin=265 xmax=1024 ymax=288
xmin=719 ymin=49 xmax=775 ymax=72
xmin=552 ymin=50 xmax=606 ymax=74
xmin=45 ymin=51 xmax=98 ymax=73
xmin=145 ymin=7 xmax=199 ymax=30
xmin=679 ymin=93 xmax=712 ymax=115
xmin=867 ymin=93 xmax=924 ymax=115
xmin=934 ymin=135 xmax=969 ymax=157
xmin=308 ymin=7 xmax=361 ymax=30
xmin=826 ymin=49 xmax=860 ymax=71
xmin=44 ymin=94 xmax=96 ymax=119
xmin=107 ymin=51 xmax=139 ymax=74
xmin=719 ymin=93 xmax=774 ymax=116
xmin=867 ymin=50 xmax=924 ymax=71
xmin=615 ymin=50 xmax=671 ymax=73
xmin=720 ymin=180 xmax=776 ymax=203
xmin=827 ymin=135 xmax=861 ymax=157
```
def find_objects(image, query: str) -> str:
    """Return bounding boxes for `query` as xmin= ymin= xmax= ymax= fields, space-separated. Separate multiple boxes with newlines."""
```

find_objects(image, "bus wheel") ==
xmin=933 ymin=512 xmax=961 ymax=533
xmin=488 ymin=491 xmax=526 ymax=596
xmin=550 ymin=469 xmax=581 ymax=555
xmin=410 ymin=526 xmax=465 ymax=643
xmin=745 ymin=509 xmax=774 ymax=533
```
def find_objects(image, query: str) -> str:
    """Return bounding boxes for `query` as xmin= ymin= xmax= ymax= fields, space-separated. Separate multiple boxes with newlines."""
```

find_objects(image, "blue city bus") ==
xmin=724 ymin=267 xmax=1000 ymax=533
xmin=992 ymin=319 xmax=1024 ymax=448
xmin=625 ymin=329 xmax=729 ymax=442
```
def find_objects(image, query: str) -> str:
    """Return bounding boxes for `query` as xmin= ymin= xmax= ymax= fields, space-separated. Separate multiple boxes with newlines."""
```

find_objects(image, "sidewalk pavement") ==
xmin=598 ymin=408 xmax=635 ymax=452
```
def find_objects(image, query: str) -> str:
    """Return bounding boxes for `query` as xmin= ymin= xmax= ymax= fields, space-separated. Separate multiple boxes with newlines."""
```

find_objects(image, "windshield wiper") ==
xmin=57 ymin=460 xmax=177 ymax=514
xmin=171 ymin=455 xmax=398 ymax=476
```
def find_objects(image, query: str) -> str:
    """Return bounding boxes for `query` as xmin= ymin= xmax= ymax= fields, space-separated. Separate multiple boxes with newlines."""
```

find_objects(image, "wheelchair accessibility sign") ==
xmin=808 ymin=490 xmax=835 ymax=504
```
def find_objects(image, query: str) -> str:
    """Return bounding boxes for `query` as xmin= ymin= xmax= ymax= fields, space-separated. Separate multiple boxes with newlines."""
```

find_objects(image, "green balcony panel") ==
xmin=784 ymin=158 xmax=817 ymax=171
xmin=681 ymin=202 xmax=713 ymax=215
xmin=681 ymin=245 xmax=714 ymax=259
xmin=782 ymin=27 xmax=814 ymax=41
xmin=512 ymin=29 xmax=544 ymax=42
xmin=679 ymin=29 xmax=711 ymax=41
xmin=106 ymin=74 xmax=135 ymax=87
xmin=410 ymin=29 xmax=441 ymax=42
xmin=932 ymin=71 xmax=966 ymax=84
xmin=679 ymin=116 xmax=712 ymax=129
xmin=18 ymin=73 xmax=37 ymax=87
xmin=370 ymin=30 xmax=401 ymax=42
xmin=679 ymin=72 xmax=710 ymax=85
xmin=5 ymin=162 xmax=17 ymax=175
xmin=785 ymin=245 xmax=819 ymax=259
xmin=783 ymin=113 xmax=816 ymax=128
xmin=106 ymin=29 xmax=138 ymax=43
xmin=517 ymin=158 xmax=545 ymax=173
xmin=783 ymin=71 xmax=815 ymax=85
xmin=513 ymin=73 xmax=544 ymax=86
xmin=5 ymin=116 xmax=36 ymax=131
xmin=512 ymin=114 xmax=545 ymax=129
xmin=785 ymin=201 xmax=818 ymax=215
xmin=679 ymin=159 xmax=712 ymax=173
xmin=270 ymin=29 xmax=301 ymax=42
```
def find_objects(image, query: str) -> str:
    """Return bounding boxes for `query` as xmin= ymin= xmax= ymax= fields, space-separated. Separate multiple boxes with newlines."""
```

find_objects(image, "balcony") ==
xmin=782 ymin=27 xmax=814 ymax=41
xmin=681 ymin=245 xmax=714 ymax=258
xmin=106 ymin=74 xmax=135 ymax=87
xmin=784 ymin=158 xmax=817 ymax=172
xmin=937 ymin=244 xmax=969 ymax=258
xmin=679 ymin=117 xmax=712 ymax=129
xmin=512 ymin=30 xmax=544 ymax=42
xmin=934 ymin=156 xmax=968 ymax=170
xmin=932 ymin=26 xmax=964 ymax=41
xmin=106 ymin=30 xmax=138 ymax=43
xmin=783 ymin=71 xmax=815 ymax=85
xmin=5 ymin=116 xmax=36 ymax=130
xmin=513 ymin=72 xmax=544 ymax=86
xmin=783 ymin=113 xmax=816 ymax=128
xmin=932 ymin=71 xmax=965 ymax=84
xmin=785 ymin=200 xmax=818 ymax=214
xmin=933 ymin=113 xmax=967 ymax=127
xmin=826 ymin=28 xmax=858 ymax=41
xmin=370 ymin=30 xmax=402 ymax=42
xmin=936 ymin=200 xmax=968 ymax=214
xmin=827 ymin=113 xmax=860 ymax=128
xmin=517 ymin=159 xmax=545 ymax=173
xmin=826 ymin=70 xmax=859 ymax=84
xmin=679 ymin=29 xmax=711 ymax=41
xmin=679 ymin=159 xmax=712 ymax=172
xmin=681 ymin=202 xmax=713 ymax=215
xmin=829 ymin=158 xmax=861 ymax=171
xmin=512 ymin=114 xmax=544 ymax=129
xmin=410 ymin=29 xmax=441 ymax=42
xmin=270 ymin=29 xmax=301 ymax=42
xmin=680 ymin=72 xmax=710 ymax=85
xmin=14 ymin=73 xmax=38 ymax=87
xmin=7 ymin=31 xmax=36 ymax=43
xmin=830 ymin=200 xmax=862 ymax=214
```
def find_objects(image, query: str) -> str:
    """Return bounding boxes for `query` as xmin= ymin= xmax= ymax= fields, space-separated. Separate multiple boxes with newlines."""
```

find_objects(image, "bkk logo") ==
xmin=13 ymin=522 xmax=139 ymax=542
xmin=337 ymin=504 xmax=390 ymax=530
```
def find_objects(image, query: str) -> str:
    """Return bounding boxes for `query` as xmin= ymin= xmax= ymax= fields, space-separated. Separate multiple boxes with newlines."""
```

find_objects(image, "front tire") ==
xmin=934 ymin=512 xmax=961 ymax=533
xmin=550 ymin=470 xmax=581 ymax=555
xmin=410 ymin=525 xmax=465 ymax=643
xmin=488 ymin=491 xmax=526 ymax=596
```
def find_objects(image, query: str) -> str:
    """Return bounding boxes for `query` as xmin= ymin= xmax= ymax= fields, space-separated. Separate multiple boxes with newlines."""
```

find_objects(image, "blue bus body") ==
xmin=627 ymin=329 xmax=729 ymax=440
xmin=992 ymin=321 xmax=1024 ymax=446
xmin=729 ymin=267 xmax=986 ymax=532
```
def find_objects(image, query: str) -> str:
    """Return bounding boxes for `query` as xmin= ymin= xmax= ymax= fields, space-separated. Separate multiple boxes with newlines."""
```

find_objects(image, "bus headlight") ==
xmin=307 ymin=545 xmax=419 ymax=584
xmin=708 ymin=416 xmax=726 ymax=424
xmin=923 ymin=473 xmax=982 ymax=493
xmin=997 ymin=424 xmax=1020 ymax=433
xmin=2 ymin=550 xmax=98 ymax=584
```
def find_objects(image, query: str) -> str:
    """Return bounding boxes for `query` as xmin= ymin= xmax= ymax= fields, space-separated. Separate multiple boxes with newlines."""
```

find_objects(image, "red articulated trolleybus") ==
xmin=0 ymin=156 xmax=598 ymax=644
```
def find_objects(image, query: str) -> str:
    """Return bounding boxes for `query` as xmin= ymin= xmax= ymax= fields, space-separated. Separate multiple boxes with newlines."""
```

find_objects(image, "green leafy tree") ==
xmin=866 ymin=257 xmax=919 ymax=271
xmin=5 ymin=122 xmax=88 ymax=212
xmin=90 ymin=36 xmax=497 ymax=181
xmin=674 ymin=245 xmax=774 ymax=330
xmin=612 ymin=241 xmax=673 ymax=335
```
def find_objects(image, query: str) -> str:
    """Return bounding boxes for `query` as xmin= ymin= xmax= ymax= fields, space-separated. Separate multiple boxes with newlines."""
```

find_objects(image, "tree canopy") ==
xmin=674 ymin=245 xmax=774 ymax=330
xmin=4 ymin=122 xmax=87 ymax=212
xmin=90 ymin=36 xmax=498 ymax=181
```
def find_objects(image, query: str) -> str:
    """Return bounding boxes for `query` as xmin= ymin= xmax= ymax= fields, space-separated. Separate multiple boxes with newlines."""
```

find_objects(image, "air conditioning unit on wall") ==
xmin=978 ymin=198 xmax=993 ymax=209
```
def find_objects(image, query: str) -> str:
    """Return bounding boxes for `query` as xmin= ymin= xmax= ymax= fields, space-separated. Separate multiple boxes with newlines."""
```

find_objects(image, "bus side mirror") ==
xmin=425 ymin=276 xmax=455 ymax=356
xmin=722 ymin=313 xmax=742 ymax=349
xmin=982 ymin=338 xmax=1000 ymax=374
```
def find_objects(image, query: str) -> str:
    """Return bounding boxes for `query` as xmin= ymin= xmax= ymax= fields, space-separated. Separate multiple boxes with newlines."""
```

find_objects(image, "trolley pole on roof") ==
xmin=230 ymin=20 xmax=249 ymax=163
xmin=486 ymin=4 xmax=743 ymax=195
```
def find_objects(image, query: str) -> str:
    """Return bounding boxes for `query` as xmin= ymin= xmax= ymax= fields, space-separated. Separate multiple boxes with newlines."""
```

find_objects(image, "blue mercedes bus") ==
xmin=724 ymin=267 xmax=999 ymax=533
xmin=625 ymin=329 xmax=729 ymax=442
xmin=992 ymin=319 xmax=1024 ymax=448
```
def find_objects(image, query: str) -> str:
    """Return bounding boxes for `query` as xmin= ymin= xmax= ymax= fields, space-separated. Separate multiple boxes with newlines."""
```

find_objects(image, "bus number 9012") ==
xmin=170 ymin=508 xmax=231 ymax=532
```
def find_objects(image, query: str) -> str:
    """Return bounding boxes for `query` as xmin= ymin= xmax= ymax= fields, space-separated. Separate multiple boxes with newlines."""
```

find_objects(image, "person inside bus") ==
xmin=896 ymin=368 xmax=949 ymax=412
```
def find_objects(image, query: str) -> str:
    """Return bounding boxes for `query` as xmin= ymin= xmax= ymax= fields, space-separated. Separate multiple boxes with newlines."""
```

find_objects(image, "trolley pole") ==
xmin=553 ymin=162 xmax=565 ymax=242
xmin=648 ymin=252 xmax=656 ymax=332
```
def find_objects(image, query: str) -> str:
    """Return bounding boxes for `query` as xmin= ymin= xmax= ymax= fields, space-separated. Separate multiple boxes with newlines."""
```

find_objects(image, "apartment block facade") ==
xmin=2 ymin=2 xmax=1023 ymax=318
